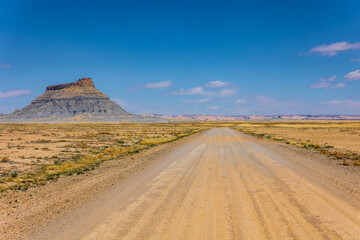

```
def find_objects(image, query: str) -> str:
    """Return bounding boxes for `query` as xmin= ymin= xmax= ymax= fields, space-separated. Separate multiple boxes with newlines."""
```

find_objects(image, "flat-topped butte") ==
xmin=0 ymin=77 xmax=165 ymax=123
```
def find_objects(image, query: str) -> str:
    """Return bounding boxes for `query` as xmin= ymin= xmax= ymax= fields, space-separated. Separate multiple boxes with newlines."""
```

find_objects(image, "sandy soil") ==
xmin=0 ymin=123 xmax=207 ymax=191
xmin=235 ymin=122 xmax=360 ymax=154
xmin=2 ymin=128 xmax=360 ymax=239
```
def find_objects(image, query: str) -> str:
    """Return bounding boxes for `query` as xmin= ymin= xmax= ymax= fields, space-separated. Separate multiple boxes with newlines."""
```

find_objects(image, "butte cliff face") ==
xmin=0 ymin=78 xmax=159 ymax=122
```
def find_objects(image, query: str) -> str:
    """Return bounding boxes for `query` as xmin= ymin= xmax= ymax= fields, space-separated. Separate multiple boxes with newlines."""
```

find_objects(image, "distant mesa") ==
xmin=0 ymin=78 xmax=161 ymax=123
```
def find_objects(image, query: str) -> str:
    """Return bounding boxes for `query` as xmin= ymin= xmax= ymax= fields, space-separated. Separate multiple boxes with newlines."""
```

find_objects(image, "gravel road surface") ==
xmin=29 ymin=128 xmax=360 ymax=240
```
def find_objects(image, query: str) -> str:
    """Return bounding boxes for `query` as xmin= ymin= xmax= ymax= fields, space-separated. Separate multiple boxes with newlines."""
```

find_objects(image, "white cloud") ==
xmin=181 ymin=98 xmax=210 ymax=103
xmin=309 ymin=82 xmax=331 ymax=88
xmin=144 ymin=80 xmax=172 ymax=89
xmin=219 ymin=89 xmax=235 ymax=96
xmin=235 ymin=99 xmax=247 ymax=104
xmin=132 ymin=80 xmax=172 ymax=90
xmin=320 ymin=100 xmax=360 ymax=107
xmin=0 ymin=64 xmax=11 ymax=68
xmin=321 ymin=100 xmax=350 ymax=104
xmin=310 ymin=75 xmax=346 ymax=88
xmin=319 ymin=75 xmax=336 ymax=82
xmin=332 ymin=82 xmax=346 ymax=88
xmin=206 ymin=105 xmax=219 ymax=110
xmin=0 ymin=90 xmax=31 ymax=98
xmin=169 ymin=80 xmax=234 ymax=98
xmin=344 ymin=69 xmax=360 ymax=81
xmin=350 ymin=58 xmax=360 ymax=62
xmin=309 ymin=82 xmax=346 ymax=89
xmin=170 ymin=86 xmax=209 ymax=96
xmin=205 ymin=80 xmax=229 ymax=88
xmin=309 ymin=41 xmax=360 ymax=57
xmin=256 ymin=95 xmax=277 ymax=104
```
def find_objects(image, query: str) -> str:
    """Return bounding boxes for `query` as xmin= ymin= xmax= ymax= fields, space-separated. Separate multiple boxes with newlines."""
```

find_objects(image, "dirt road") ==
xmin=30 ymin=128 xmax=360 ymax=239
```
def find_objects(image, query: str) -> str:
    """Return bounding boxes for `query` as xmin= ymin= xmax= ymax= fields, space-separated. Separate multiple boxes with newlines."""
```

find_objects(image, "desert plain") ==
xmin=1 ymin=121 xmax=360 ymax=239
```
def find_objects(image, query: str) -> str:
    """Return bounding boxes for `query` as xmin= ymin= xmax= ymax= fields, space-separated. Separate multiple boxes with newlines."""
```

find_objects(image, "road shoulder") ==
xmin=236 ymin=131 xmax=360 ymax=209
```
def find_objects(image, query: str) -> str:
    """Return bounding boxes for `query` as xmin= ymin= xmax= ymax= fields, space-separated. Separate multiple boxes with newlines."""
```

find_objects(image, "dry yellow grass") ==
xmin=139 ymin=137 xmax=177 ymax=146
xmin=0 ymin=122 xmax=214 ymax=192
xmin=232 ymin=121 xmax=360 ymax=166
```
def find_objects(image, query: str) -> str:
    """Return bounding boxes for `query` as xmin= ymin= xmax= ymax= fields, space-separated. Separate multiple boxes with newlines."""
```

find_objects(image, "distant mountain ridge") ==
xmin=143 ymin=114 xmax=360 ymax=121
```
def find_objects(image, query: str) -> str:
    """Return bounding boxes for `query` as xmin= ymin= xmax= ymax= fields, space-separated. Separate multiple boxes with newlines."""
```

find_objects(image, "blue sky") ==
xmin=1 ymin=0 xmax=360 ymax=115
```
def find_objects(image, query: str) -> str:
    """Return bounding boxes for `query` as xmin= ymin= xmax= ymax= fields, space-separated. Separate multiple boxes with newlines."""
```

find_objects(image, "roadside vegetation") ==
xmin=0 ymin=122 xmax=214 ymax=192
xmin=232 ymin=121 xmax=360 ymax=167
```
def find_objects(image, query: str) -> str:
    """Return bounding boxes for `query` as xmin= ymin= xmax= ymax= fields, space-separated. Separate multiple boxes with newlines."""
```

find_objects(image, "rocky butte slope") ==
xmin=0 ymin=78 xmax=163 ymax=123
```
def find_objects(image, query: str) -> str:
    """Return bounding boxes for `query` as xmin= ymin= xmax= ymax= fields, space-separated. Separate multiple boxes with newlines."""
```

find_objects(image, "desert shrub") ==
xmin=75 ymin=142 xmax=90 ymax=148
xmin=342 ymin=159 xmax=350 ymax=166
xmin=305 ymin=143 xmax=321 ymax=149
xmin=139 ymin=137 xmax=176 ymax=146
xmin=354 ymin=160 xmax=360 ymax=166
xmin=273 ymin=137 xmax=285 ymax=141
xmin=350 ymin=153 xmax=360 ymax=161
xmin=115 ymin=139 xmax=125 ymax=144
xmin=34 ymin=139 xmax=51 ymax=143
xmin=82 ymin=133 xmax=97 ymax=139
xmin=102 ymin=146 xmax=132 ymax=156
xmin=98 ymin=131 xmax=111 ymax=135
xmin=1 ymin=156 xmax=10 ymax=162
xmin=332 ymin=151 xmax=343 ymax=160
